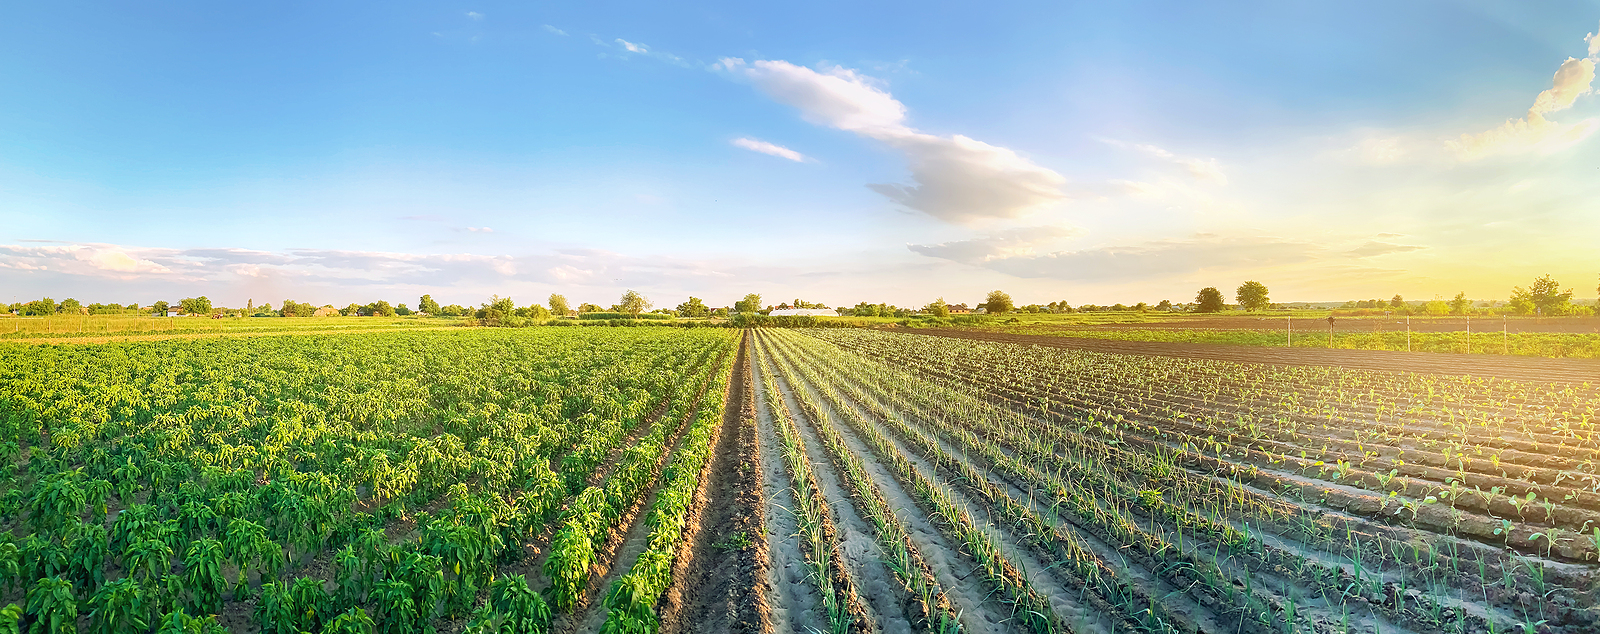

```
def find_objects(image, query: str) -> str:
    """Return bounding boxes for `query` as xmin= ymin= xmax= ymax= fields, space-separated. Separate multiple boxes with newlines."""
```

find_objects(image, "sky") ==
xmin=3 ymin=1 xmax=1599 ymax=310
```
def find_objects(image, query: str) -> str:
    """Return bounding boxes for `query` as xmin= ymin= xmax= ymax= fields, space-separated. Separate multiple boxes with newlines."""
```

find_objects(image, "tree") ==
xmin=418 ymin=295 xmax=440 ymax=315
xmin=982 ymin=290 xmax=1014 ymax=315
xmin=675 ymin=297 xmax=710 ymax=318
xmin=1449 ymin=292 xmax=1471 ymax=315
xmin=366 ymin=301 xmax=396 ymax=318
xmin=548 ymin=294 xmax=570 ymax=317
xmin=924 ymin=298 xmax=950 ymax=317
xmin=148 ymin=300 xmax=168 ymax=316
xmin=58 ymin=298 xmax=84 ymax=314
xmin=1155 ymin=299 xmax=1173 ymax=312
xmin=617 ymin=290 xmax=650 ymax=318
xmin=22 ymin=298 xmax=57 ymax=316
xmin=180 ymin=296 xmax=212 ymax=316
xmin=395 ymin=303 xmax=412 ymax=316
xmin=1235 ymin=281 xmax=1269 ymax=311
xmin=280 ymin=300 xmax=314 ymax=318
xmin=1390 ymin=294 xmax=1404 ymax=308
xmin=342 ymin=303 xmax=362 ymax=317
xmin=1194 ymin=287 xmax=1225 ymax=313
xmin=476 ymin=296 xmax=515 ymax=325
xmin=733 ymin=294 xmax=762 ymax=314
xmin=1510 ymin=274 xmax=1573 ymax=315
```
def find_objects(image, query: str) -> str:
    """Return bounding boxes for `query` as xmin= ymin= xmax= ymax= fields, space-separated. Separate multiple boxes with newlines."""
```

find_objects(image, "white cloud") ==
xmin=616 ymin=38 xmax=647 ymax=54
xmin=719 ymin=58 xmax=1067 ymax=223
xmin=466 ymin=11 xmax=483 ymax=20
xmin=910 ymin=233 xmax=1322 ymax=282
xmin=1128 ymin=143 xmax=1228 ymax=184
xmin=732 ymin=137 xmax=807 ymax=162
xmin=464 ymin=227 xmax=494 ymax=233
xmin=906 ymin=226 xmax=1082 ymax=263
xmin=1451 ymin=55 xmax=1598 ymax=158
xmin=542 ymin=24 xmax=567 ymax=36
xmin=1344 ymin=241 xmax=1427 ymax=258
xmin=1588 ymin=22 xmax=1600 ymax=58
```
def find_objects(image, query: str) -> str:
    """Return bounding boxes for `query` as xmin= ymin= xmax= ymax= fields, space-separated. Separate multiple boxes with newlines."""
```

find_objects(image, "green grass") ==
xmin=977 ymin=323 xmax=1600 ymax=358
xmin=0 ymin=314 xmax=474 ymax=339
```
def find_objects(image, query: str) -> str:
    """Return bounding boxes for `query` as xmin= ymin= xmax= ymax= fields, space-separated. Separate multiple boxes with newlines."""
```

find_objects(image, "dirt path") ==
xmin=660 ymin=332 xmax=771 ymax=634
xmin=909 ymin=328 xmax=1600 ymax=383
xmin=751 ymin=351 xmax=830 ymax=633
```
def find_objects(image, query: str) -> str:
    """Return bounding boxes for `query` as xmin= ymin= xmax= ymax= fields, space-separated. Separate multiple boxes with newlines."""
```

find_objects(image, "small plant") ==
xmin=712 ymin=531 xmax=754 ymax=552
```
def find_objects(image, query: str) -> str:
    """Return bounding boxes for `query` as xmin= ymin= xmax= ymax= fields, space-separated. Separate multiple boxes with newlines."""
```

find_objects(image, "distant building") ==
xmin=166 ymin=307 xmax=182 ymax=317
xmin=947 ymin=304 xmax=973 ymax=314
xmin=768 ymin=308 xmax=836 ymax=317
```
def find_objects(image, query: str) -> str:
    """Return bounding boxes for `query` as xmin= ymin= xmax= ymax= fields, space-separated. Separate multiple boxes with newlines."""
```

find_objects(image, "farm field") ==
xmin=0 ymin=327 xmax=751 ymax=633
xmin=965 ymin=315 xmax=1600 ymax=360
xmin=2 ymin=325 xmax=1597 ymax=634
xmin=750 ymin=328 xmax=1599 ymax=634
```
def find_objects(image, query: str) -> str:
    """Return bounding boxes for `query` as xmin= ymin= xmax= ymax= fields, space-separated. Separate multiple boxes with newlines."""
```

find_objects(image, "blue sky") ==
xmin=3 ymin=1 xmax=1599 ymax=309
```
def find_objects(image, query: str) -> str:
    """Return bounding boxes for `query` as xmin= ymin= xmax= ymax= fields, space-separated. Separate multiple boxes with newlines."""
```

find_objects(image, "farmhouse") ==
xmin=166 ymin=307 xmax=183 ymax=317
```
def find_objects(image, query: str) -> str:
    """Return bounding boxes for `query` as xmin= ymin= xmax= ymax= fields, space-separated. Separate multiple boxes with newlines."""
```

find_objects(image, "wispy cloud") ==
xmin=717 ymin=58 xmax=1067 ymax=224
xmin=909 ymin=233 xmax=1322 ymax=282
xmin=1344 ymin=241 xmax=1426 ymax=258
xmin=1123 ymin=142 xmax=1228 ymax=184
xmin=466 ymin=11 xmax=483 ymax=20
xmin=542 ymin=24 xmax=566 ymax=36
xmin=731 ymin=137 xmax=808 ymax=162
xmin=1450 ymin=27 xmax=1598 ymax=159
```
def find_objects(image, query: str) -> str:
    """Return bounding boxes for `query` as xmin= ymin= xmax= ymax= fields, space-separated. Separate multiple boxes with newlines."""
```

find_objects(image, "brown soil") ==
xmin=659 ymin=331 xmax=772 ymax=634
xmin=910 ymin=328 xmax=1600 ymax=383
xmin=1074 ymin=315 xmax=1600 ymax=334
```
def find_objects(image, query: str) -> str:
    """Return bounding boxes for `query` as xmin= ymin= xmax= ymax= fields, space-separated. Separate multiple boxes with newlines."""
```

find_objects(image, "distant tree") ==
xmin=1134 ymin=302 xmax=1150 ymax=312
xmin=1155 ymin=300 xmax=1173 ymax=312
xmin=58 ymin=298 xmax=84 ymax=314
xmin=246 ymin=299 xmax=254 ymax=312
xmin=22 ymin=298 xmax=57 ymax=316
xmin=279 ymin=300 xmax=313 ymax=318
xmin=395 ymin=304 xmax=412 ymax=316
xmin=675 ymin=297 xmax=710 ymax=318
xmin=1424 ymin=299 xmax=1449 ymax=316
xmin=548 ymin=294 xmax=570 ymax=317
xmin=578 ymin=303 xmax=602 ymax=313
xmin=181 ymin=296 xmax=213 ymax=315
xmin=1510 ymin=274 xmax=1573 ymax=316
xmin=733 ymin=294 xmax=763 ymax=314
xmin=982 ymin=290 xmax=1014 ymax=315
xmin=149 ymin=300 xmax=168 ymax=315
xmin=617 ymin=290 xmax=650 ymax=318
xmin=342 ymin=303 xmax=362 ymax=316
xmin=1390 ymin=294 xmax=1404 ymax=308
xmin=1448 ymin=292 xmax=1470 ymax=315
xmin=1235 ymin=281 xmax=1269 ymax=311
xmin=475 ymin=296 xmax=513 ymax=324
xmin=712 ymin=307 xmax=728 ymax=318
xmin=516 ymin=303 xmax=551 ymax=319
xmin=925 ymin=297 xmax=950 ymax=317
xmin=1194 ymin=287 xmax=1225 ymax=313
xmin=438 ymin=304 xmax=467 ymax=317
xmin=364 ymin=301 xmax=395 ymax=317
xmin=418 ymin=295 xmax=440 ymax=315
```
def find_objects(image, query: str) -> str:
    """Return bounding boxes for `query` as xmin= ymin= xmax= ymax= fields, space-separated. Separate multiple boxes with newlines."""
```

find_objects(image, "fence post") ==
xmin=1465 ymin=315 xmax=1470 ymax=354
xmin=1287 ymin=315 xmax=1292 ymax=347
xmin=1406 ymin=316 xmax=1411 ymax=352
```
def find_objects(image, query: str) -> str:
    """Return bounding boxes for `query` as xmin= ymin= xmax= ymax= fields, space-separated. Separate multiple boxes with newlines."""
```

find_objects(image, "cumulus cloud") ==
xmin=910 ymin=233 xmax=1321 ymax=282
xmin=732 ymin=137 xmax=808 ymax=162
xmin=1343 ymin=241 xmax=1427 ymax=257
xmin=1451 ymin=53 xmax=1598 ymax=158
xmin=0 ymin=243 xmax=172 ymax=277
xmin=1589 ymin=22 xmax=1600 ymax=58
xmin=719 ymin=58 xmax=1067 ymax=223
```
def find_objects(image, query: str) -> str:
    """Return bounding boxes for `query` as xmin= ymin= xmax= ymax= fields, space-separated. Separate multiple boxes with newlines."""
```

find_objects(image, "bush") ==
xmin=577 ymin=312 xmax=672 ymax=321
